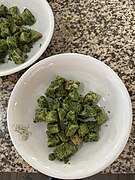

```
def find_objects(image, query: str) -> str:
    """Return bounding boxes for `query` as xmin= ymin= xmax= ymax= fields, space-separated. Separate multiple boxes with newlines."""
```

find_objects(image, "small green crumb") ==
xmin=49 ymin=153 xmax=55 ymax=161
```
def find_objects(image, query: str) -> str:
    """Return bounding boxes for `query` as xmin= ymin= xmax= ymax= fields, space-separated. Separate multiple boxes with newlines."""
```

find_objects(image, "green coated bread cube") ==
xmin=21 ymin=8 xmax=36 ymax=26
xmin=64 ymin=80 xmax=80 ymax=90
xmin=47 ymin=123 xmax=60 ymax=134
xmin=79 ymin=104 xmax=97 ymax=119
xmin=78 ymin=123 xmax=89 ymax=137
xmin=84 ymin=91 xmax=100 ymax=105
xmin=37 ymin=96 xmax=48 ymax=108
xmin=66 ymin=110 xmax=77 ymax=122
xmin=57 ymin=108 xmax=67 ymax=122
xmin=0 ymin=5 xmax=8 ymax=17
xmin=58 ymin=131 xmax=69 ymax=142
xmin=54 ymin=143 xmax=78 ymax=162
xmin=45 ymin=110 xmax=59 ymax=123
xmin=33 ymin=108 xmax=48 ymax=123
xmin=83 ymin=132 xmax=99 ymax=142
xmin=71 ymin=134 xmax=82 ymax=145
xmin=29 ymin=29 xmax=42 ymax=42
xmin=66 ymin=123 xmax=79 ymax=137
xmin=49 ymin=98 xmax=60 ymax=110
xmin=47 ymin=134 xmax=61 ymax=147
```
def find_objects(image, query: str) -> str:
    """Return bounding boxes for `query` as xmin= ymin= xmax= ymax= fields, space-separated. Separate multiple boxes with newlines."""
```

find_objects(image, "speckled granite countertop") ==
xmin=0 ymin=0 xmax=135 ymax=174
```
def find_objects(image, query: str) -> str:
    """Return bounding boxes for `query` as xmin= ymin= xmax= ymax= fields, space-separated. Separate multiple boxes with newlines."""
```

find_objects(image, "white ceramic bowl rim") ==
xmin=7 ymin=53 xmax=132 ymax=179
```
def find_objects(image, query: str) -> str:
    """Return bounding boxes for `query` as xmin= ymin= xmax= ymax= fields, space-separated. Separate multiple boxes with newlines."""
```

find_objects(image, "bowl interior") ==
xmin=0 ymin=0 xmax=54 ymax=76
xmin=7 ymin=54 xmax=132 ymax=179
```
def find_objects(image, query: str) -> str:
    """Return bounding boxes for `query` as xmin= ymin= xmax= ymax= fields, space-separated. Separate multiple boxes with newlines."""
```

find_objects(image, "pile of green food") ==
xmin=0 ymin=5 xmax=42 ymax=64
xmin=34 ymin=76 xmax=107 ymax=163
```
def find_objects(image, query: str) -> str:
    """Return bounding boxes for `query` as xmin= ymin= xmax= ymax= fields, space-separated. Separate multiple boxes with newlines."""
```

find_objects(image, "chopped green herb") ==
xmin=49 ymin=98 xmax=60 ymax=110
xmin=0 ymin=5 xmax=8 ymax=17
xmin=33 ymin=108 xmax=48 ymax=123
xmin=0 ymin=5 xmax=42 ymax=65
xmin=0 ymin=58 xmax=5 ymax=64
xmin=83 ymin=132 xmax=99 ymax=142
xmin=29 ymin=29 xmax=42 ymax=42
xmin=54 ymin=143 xmax=78 ymax=163
xmin=45 ymin=110 xmax=59 ymax=123
xmin=71 ymin=134 xmax=82 ymax=145
xmin=78 ymin=123 xmax=89 ymax=137
xmin=47 ymin=134 xmax=61 ymax=147
xmin=57 ymin=108 xmax=67 ymax=122
xmin=19 ymin=32 xmax=30 ymax=44
xmin=8 ymin=6 xmax=18 ymax=16
xmin=37 ymin=96 xmax=48 ymax=108
xmin=68 ymin=89 xmax=82 ymax=101
xmin=95 ymin=112 xmax=106 ymax=125
xmin=47 ymin=123 xmax=60 ymax=134
xmin=58 ymin=130 xmax=69 ymax=142
xmin=21 ymin=8 xmax=36 ymax=25
xmin=19 ymin=43 xmax=33 ymax=53
xmin=66 ymin=123 xmax=79 ymax=137
xmin=10 ymin=23 xmax=20 ymax=34
xmin=7 ymin=36 xmax=18 ymax=49
xmin=1 ymin=27 xmax=11 ymax=38
xmin=45 ymin=77 xmax=67 ymax=99
xmin=33 ymin=76 xmax=107 ymax=163
xmin=88 ymin=122 xmax=100 ymax=133
xmin=0 ymin=39 xmax=8 ymax=59
xmin=12 ymin=14 xmax=23 ymax=26
xmin=66 ymin=110 xmax=77 ymax=122
xmin=8 ymin=48 xmax=26 ymax=64
xmin=79 ymin=104 xmax=97 ymax=119
xmin=84 ymin=91 xmax=100 ymax=105
xmin=64 ymin=80 xmax=80 ymax=90
xmin=49 ymin=153 xmax=56 ymax=161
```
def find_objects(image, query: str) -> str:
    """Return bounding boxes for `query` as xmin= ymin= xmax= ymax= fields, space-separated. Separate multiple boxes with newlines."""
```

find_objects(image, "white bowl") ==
xmin=7 ymin=53 xmax=132 ymax=179
xmin=0 ymin=0 xmax=54 ymax=76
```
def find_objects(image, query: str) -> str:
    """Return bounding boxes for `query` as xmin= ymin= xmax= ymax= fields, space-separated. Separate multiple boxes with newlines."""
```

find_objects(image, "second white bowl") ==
xmin=0 ymin=0 xmax=54 ymax=76
xmin=7 ymin=53 xmax=132 ymax=179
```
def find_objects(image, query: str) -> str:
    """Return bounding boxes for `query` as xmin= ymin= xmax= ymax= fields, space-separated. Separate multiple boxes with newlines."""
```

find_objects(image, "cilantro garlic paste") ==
xmin=34 ymin=76 xmax=107 ymax=163
xmin=0 ymin=5 xmax=42 ymax=64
